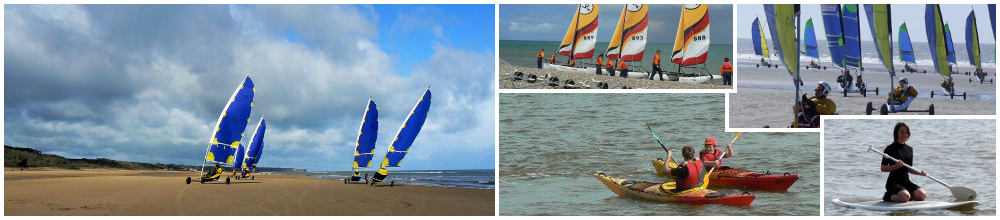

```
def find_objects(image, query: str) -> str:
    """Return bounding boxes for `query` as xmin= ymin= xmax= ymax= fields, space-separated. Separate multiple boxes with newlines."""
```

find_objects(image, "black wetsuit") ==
xmin=882 ymin=142 xmax=921 ymax=201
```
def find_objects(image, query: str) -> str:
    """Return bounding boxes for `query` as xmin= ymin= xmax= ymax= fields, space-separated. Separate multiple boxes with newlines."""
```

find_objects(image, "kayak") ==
xmin=593 ymin=171 xmax=756 ymax=206
xmin=652 ymin=158 xmax=799 ymax=191
xmin=832 ymin=198 xmax=979 ymax=211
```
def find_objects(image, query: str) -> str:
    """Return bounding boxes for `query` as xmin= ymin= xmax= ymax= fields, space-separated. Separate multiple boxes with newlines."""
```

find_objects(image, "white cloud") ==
xmin=508 ymin=21 xmax=557 ymax=33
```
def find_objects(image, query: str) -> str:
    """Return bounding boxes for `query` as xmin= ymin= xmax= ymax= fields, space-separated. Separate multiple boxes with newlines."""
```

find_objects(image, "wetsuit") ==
xmin=882 ymin=142 xmax=921 ymax=201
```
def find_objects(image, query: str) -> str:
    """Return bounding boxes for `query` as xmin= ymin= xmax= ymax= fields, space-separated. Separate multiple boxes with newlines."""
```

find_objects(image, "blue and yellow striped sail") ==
xmin=206 ymin=76 xmax=254 ymax=164
xmin=752 ymin=17 xmax=769 ymax=57
xmin=965 ymin=10 xmax=981 ymax=69
xmin=864 ymin=4 xmax=893 ymax=73
xmin=944 ymin=24 xmax=957 ymax=64
xmin=925 ymin=4 xmax=951 ymax=77
xmin=382 ymin=88 xmax=432 ymax=168
xmin=242 ymin=117 xmax=265 ymax=172
xmin=353 ymin=99 xmax=378 ymax=169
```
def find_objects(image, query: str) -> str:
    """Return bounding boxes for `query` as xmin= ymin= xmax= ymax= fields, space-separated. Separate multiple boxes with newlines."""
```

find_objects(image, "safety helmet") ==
xmin=704 ymin=137 xmax=718 ymax=145
xmin=900 ymin=77 xmax=909 ymax=85
xmin=818 ymin=81 xmax=832 ymax=96
xmin=947 ymin=76 xmax=953 ymax=81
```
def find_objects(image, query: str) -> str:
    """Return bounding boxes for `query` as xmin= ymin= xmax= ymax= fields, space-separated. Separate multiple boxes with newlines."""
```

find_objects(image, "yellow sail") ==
xmin=671 ymin=4 xmax=710 ymax=66
xmin=606 ymin=4 xmax=648 ymax=62
xmin=558 ymin=4 xmax=599 ymax=59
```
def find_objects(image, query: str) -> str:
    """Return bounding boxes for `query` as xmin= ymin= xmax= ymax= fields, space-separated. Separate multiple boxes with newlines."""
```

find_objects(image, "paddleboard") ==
xmin=832 ymin=198 xmax=979 ymax=211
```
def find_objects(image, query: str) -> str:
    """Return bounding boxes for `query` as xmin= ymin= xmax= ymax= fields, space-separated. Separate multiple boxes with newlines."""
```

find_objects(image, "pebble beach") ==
xmin=498 ymin=59 xmax=734 ymax=90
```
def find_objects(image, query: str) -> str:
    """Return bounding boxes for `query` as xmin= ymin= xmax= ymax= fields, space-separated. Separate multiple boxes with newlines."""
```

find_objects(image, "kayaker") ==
xmin=606 ymin=58 xmax=616 ymax=77
xmin=596 ymin=54 xmax=604 ymax=75
xmin=888 ymin=77 xmax=918 ymax=111
xmin=720 ymin=57 xmax=733 ymax=85
xmin=617 ymin=58 xmax=629 ymax=78
xmin=881 ymin=122 xmax=928 ymax=202
xmin=793 ymin=81 xmax=836 ymax=127
xmin=663 ymin=145 xmax=706 ymax=193
xmin=700 ymin=137 xmax=734 ymax=169
xmin=537 ymin=49 xmax=544 ymax=68
xmin=651 ymin=50 xmax=663 ymax=80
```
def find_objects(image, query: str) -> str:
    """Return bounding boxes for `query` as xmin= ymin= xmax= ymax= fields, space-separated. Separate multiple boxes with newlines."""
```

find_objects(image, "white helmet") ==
xmin=899 ymin=77 xmax=909 ymax=85
xmin=817 ymin=81 xmax=832 ymax=96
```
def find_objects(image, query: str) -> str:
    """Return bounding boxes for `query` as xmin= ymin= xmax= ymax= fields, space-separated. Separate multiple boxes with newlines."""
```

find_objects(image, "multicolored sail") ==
xmin=558 ymin=4 xmax=599 ymax=59
xmin=898 ymin=23 xmax=916 ymax=64
xmin=966 ymin=10 xmax=981 ymax=69
xmin=864 ymin=4 xmax=893 ymax=73
xmin=841 ymin=4 xmax=862 ymax=69
xmin=606 ymin=4 xmax=647 ymax=61
xmin=804 ymin=18 xmax=819 ymax=59
xmin=353 ymin=99 xmax=378 ymax=169
xmin=925 ymin=4 xmax=951 ymax=77
xmin=765 ymin=4 xmax=801 ymax=127
xmin=944 ymin=24 xmax=957 ymax=64
xmin=243 ymin=117 xmax=265 ymax=172
xmin=821 ymin=4 xmax=845 ymax=68
xmin=671 ymin=4 xmax=710 ymax=66
xmin=752 ymin=17 xmax=770 ymax=57
xmin=381 ymin=88 xmax=432 ymax=168
xmin=206 ymin=76 xmax=254 ymax=164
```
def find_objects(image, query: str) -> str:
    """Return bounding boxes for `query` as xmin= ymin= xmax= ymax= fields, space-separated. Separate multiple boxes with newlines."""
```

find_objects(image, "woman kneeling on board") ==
xmin=880 ymin=122 xmax=928 ymax=202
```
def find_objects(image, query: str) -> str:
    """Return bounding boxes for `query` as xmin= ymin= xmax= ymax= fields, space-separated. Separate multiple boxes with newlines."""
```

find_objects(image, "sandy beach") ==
xmin=498 ymin=59 xmax=733 ymax=89
xmin=730 ymin=61 xmax=996 ymax=128
xmin=4 ymin=168 xmax=494 ymax=216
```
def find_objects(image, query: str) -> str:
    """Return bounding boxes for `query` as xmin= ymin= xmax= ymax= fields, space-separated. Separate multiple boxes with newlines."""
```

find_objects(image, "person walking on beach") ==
xmin=606 ymin=57 xmax=616 ymax=77
xmin=700 ymin=137 xmax=734 ymax=169
xmin=881 ymin=122 xmax=928 ymax=202
xmin=596 ymin=54 xmax=604 ymax=75
xmin=721 ymin=57 xmax=733 ymax=85
xmin=617 ymin=58 xmax=629 ymax=78
xmin=793 ymin=81 xmax=836 ymax=127
xmin=537 ymin=49 xmax=544 ymax=68
xmin=888 ymin=77 xmax=918 ymax=111
xmin=659 ymin=146 xmax=706 ymax=193
xmin=651 ymin=50 xmax=664 ymax=80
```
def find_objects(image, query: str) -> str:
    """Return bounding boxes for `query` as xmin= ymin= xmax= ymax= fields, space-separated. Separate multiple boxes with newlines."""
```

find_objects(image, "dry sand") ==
xmin=730 ymin=63 xmax=997 ymax=128
xmin=4 ymin=168 xmax=494 ymax=216
xmin=498 ymin=59 xmax=733 ymax=90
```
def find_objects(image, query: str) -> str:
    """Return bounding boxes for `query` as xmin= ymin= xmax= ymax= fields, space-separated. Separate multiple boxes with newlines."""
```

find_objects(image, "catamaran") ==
xmin=347 ymin=99 xmax=378 ymax=184
xmin=804 ymin=18 xmax=824 ymax=70
xmin=898 ymin=23 xmax=924 ymax=73
xmin=606 ymin=4 xmax=651 ymax=79
xmin=671 ymin=4 xmax=718 ymax=84
xmin=186 ymin=75 xmax=255 ymax=184
xmin=236 ymin=117 xmax=265 ymax=180
xmin=543 ymin=4 xmax=599 ymax=74
xmin=752 ymin=17 xmax=774 ymax=68
xmin=822 ymin=4 xmax=864 ymax=93
xmin=965 ymin=10 xmax=991 ymax=84
xmin=371 ymin=88 xmax=432 ymax=187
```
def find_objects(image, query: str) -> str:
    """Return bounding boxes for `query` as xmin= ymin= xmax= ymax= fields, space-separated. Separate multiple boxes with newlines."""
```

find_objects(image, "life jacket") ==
xmin=537 ymin=51 xmax=543 ymax=58
xmin=606 ymin=59 xmax=614 ymax=68
xmin=676 ymin=160 xmax=706 ymax=189
xmin=700 ymin=148 xmax=724 ymax=168
xmin=721 ymin=62 xmax=733 ymax=73
xmin=550 ymin=54 xmax=555 ymax=64
xmin=618 ymin=61 xmax=627 ymax=70
xmin=654 ymin=54 xmax=661 ymax=65
xmin=569 ymin=60 xmax=575 ymax=66
xmin=596 ymin=57 xmax=603 ymax=65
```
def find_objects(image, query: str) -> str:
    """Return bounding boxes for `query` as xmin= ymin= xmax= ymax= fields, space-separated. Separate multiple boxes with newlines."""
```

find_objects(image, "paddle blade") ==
xmin=729 ymin=132 xmax=745 ymax=145
xmin=951 ymin=186 xmax=977 ymax=201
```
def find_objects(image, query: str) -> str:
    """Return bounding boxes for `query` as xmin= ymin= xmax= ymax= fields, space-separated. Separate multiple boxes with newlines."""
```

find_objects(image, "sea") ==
xmin=500 ymin=40 xmax=736 ymax=76
xmin=293 ymin=169 xmax=495 ymax=189
xmin=735 ymin=38 xmax=997 ymax=71
xmin=824 ymin=119 xmax=996 ymax=216
xmin=499 ymin=93 xmax=820 ymax=216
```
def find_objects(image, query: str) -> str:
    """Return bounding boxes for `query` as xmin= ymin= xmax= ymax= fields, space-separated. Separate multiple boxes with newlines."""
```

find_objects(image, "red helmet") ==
xmin=704 ymin=137 xmax=718 ymax=145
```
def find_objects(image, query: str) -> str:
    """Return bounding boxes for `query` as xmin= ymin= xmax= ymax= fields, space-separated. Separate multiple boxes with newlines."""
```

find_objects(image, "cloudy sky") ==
xmin=500 ymin=4 xmax=734 ymax=44
xmin=737 ymin=4 xmax=996 ymax=44
xmin=4 ymin=4 xmax=496 ymax=171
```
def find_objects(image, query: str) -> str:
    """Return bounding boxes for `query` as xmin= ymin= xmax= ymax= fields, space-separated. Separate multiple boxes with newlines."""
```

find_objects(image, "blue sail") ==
xmin=383 ymin=88 xmax=432 ymax=167
xmin=841 ymin=4 xmax=862 ymax=69
xmin=898 ymin=23 xmax=916 ymax=63
xmin=821 ymin=4 xmax=845 ymax=68
xmin=925 ymin=4 xmax=951 ymax=77
xmin=206 ymin=76 xmax=254 ymax=164
xmin=945 ymin=24 xmax=956 ymax=64
xmin=966 ymin=10 xmax=981 ymax=69
xmin=752 ymin=17 xmax=766 ymax=57
xmin=243 ymin=117 xmax=266 ymax=172
xmin=233 ymin=144 xmax=245 ymax=171
xmin=990 ymin=4 xmax=995 ymax=40
xmin=804 ymin=18 xmax=819 ymax=58
xmin=353 ymin=99 xmax=378 ymax=168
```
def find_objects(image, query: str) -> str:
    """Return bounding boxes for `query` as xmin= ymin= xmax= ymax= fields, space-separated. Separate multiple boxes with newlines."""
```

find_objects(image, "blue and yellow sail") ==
xmin=965 ymin=10 xmax=981 ymax=69
xmin=765 ymin=4 xmax=801 ymax=127
xmin=206 ymin=76 xmax=254 ymax=164
xmin=864 ymin=4 xmax=893 ymax=73
xmin=243 ymin=117 xmax=265 ymax=172
xmin=898 ymin=23 xmax=916 ymax=64
xmin=381 ymin=88 xmax=432 ymax=168
xmin=752 ymin=17 xmax=770 ymax=58
xmin=925 ymin=4 xmax=951 ymax=77
xmin=944 ymin=24 xmax=957 ymax=64
xmin=353 ymin=99 xmax=378 ymax=169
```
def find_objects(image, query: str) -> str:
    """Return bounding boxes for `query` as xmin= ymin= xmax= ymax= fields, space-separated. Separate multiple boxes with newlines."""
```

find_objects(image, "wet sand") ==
xmin=4 ymin=168 xmax=494 ymax=216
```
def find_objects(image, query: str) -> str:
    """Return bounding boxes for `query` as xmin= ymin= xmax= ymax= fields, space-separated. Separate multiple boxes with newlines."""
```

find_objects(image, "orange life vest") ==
xmin=606 ymin=59 xmax=614 ymax=68
xmin=618 ymin=61 xmax=627 ymax=70
xmin=699 ymin=149 xmax=724 ymax=168
xmin=678 ymin=160 xmax=706 ymax=189
xmin=654 ymin=54 xmax=661 ymax=65
xmin=596 ymin=57 xmax=603 ymax=66
xmin=721 ymin=62 xmax=733 ymax=73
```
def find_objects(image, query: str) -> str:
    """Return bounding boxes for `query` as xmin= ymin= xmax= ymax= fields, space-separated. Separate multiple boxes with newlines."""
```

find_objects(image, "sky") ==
xmin=3 ymin=4 xmax=496 ymax=172
xmin=737 ymin=4 xmax=996 ymax=44
xmin=500 ymin=4 xmax=734 ymax=44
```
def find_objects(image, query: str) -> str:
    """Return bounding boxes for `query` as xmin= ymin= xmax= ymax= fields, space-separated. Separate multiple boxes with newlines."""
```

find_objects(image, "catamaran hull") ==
xmin=679 ymin=75 xmax=721 ymax=84
xmin=542 ymin=63 xmax=596 ymax=74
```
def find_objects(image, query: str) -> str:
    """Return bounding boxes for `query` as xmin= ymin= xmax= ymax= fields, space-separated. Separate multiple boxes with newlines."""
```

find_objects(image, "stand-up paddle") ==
xmin=867 ymin=145 xmax=977 ymax=201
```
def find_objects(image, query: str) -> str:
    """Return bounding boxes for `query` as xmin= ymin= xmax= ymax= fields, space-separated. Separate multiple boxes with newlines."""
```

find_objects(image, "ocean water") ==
xmin=302 ymin=169 xmax=495 ymax=189
xmin=736 ymin=38 xmax=997 ymax=70
xmin=500 ymin=40 xmax=735 ymax=75
xmin=499 ymin=93 xmax=820 ymax=216
xmin=824 ymin=119 xmax=996 ymax=216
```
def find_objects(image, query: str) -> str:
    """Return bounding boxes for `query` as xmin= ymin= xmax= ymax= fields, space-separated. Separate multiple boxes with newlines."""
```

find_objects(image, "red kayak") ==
xmin=652 ymin=158 xmax=799 ymax=191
